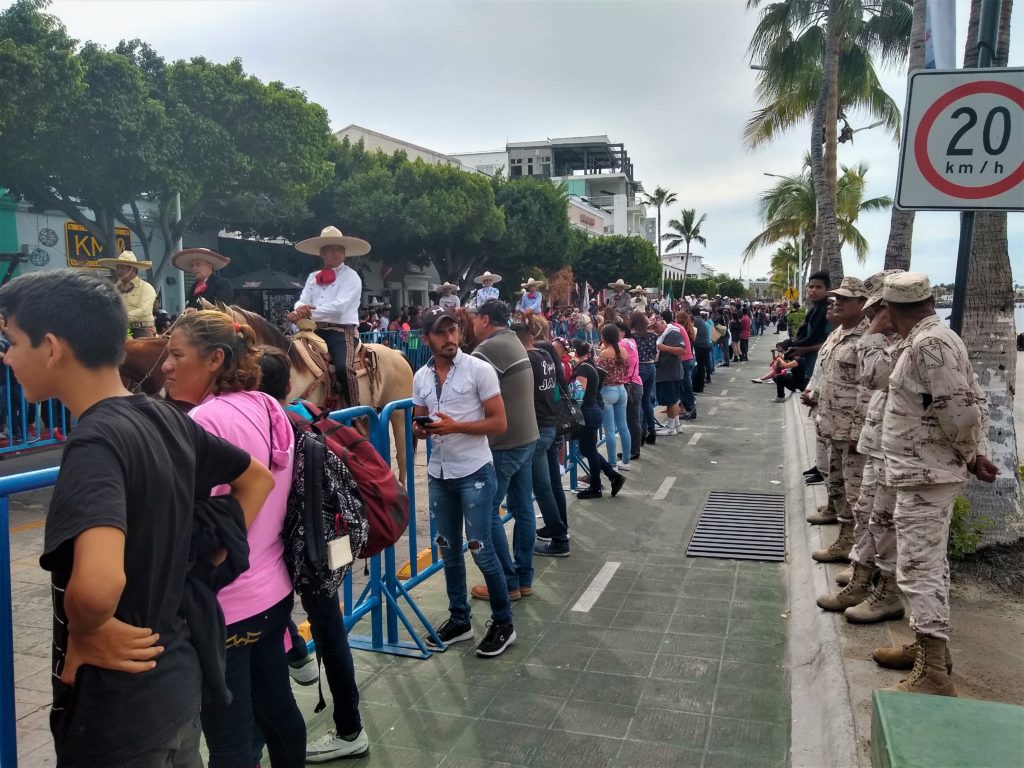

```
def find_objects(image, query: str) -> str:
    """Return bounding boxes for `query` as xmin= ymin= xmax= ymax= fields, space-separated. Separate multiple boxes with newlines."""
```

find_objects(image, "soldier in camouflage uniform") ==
xmin=801 ymin=277 xmax=869 ymax=567
xmin=871 ymin=273 xmax=997 ymax=697
xmin=817 ymin=271 xmax=906 ymax=615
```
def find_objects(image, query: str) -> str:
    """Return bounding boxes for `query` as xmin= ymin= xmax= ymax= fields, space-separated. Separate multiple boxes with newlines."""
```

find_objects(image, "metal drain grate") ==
xmin=686 ymin=491 xmax=786 ymax=562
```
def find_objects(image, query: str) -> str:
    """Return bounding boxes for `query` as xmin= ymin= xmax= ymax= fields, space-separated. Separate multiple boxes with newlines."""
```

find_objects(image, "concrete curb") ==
xmin=783 ymin=395 xmax=862 ymax=768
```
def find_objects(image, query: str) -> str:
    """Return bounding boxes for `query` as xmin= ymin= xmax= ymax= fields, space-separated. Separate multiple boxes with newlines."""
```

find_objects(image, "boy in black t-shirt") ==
xmin=0 ymin=271 xmax=274 ymax=768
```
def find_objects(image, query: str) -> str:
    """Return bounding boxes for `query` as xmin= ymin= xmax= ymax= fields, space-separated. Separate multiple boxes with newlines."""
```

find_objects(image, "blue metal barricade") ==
xmin=360 ymin=330 xmax=430 ymax=372
xmin=1 ymin=467 xmax=60 ymax=768
xmin=0 ymin=368 xmax=73 ymax=456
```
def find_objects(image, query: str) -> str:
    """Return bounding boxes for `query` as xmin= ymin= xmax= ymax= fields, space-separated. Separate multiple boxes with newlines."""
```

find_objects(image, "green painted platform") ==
xmin=872 ymin=690 xmax=1024 ymax=768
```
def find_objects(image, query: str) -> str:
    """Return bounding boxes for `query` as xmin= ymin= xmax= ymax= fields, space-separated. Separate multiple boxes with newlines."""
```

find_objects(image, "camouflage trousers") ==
xmin=894 ymin=482 xmax=962 ymax=640
xmin=848 ymin=455 xmax=897 ymax=572
xmin=815 ymin=435 xmax=828 ymax=474
xmin=826 ymin=440 xmax=866 ymax=524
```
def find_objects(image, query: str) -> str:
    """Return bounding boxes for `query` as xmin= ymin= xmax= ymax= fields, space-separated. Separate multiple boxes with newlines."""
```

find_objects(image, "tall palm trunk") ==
xmin=961 ymin=0 xmax=1022 ymax=544
xmin=681 ymin=243 xmax=690 ymax=299
xmin=882 ymin=0 xmax=927 ymax=270
xmin=656 ymin=205 xmax=664 ymax=294
xmin=811 ymin=0 xmax=843 ymax=279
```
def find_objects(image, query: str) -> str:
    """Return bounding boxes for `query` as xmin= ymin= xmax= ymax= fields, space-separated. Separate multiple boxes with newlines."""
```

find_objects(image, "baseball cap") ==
xmin=421 ymin=306 xmax=458 ymax=334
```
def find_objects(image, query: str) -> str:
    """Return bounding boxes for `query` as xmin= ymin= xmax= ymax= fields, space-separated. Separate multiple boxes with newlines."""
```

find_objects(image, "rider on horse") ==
xmin=99 ymin=251 xmax=157 ymax=338
xmin=289 ymin=225 xmax=370 ymax=409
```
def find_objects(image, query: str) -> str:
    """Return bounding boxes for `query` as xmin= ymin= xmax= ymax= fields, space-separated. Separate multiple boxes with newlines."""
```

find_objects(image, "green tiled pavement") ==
xmin=282 ymin=337 xmax=793 ymax=767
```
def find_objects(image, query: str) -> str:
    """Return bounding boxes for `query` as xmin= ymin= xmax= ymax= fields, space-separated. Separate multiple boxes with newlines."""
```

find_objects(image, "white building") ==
xmin=335 ymin=124 xmax=462 ymax=167
xmin=661 ymin=252 xmax=715 ymax=282
xmin=450 ymin=134 xmax=649 ymax=237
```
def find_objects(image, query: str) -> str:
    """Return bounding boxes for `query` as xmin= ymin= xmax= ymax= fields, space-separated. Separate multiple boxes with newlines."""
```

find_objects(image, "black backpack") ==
xmin=282 ymin=412 xmax=369 ymax=597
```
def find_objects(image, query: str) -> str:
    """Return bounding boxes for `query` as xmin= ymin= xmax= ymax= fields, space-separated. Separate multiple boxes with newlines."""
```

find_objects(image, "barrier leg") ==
xmin=0 ymin=497 xmax=18 ymax=768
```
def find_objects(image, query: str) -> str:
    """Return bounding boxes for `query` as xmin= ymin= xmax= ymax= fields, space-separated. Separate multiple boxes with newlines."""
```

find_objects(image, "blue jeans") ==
xmin=533 ymin=426 xmax=568 ymax=544
xmin=490 ymin=442 xmax=537 ymax=591
xmin=680 ymin=359 xmax=697 ymax=412
xmin=429 ymin=464 xmax=511 ymax=623
xmin=600 ymin=384 xmax=630 ymax=465
xmin=639 ymin=363 xmax=657 ymax=434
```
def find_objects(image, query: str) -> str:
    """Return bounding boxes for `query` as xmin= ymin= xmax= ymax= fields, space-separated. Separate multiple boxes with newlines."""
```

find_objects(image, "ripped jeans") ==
xmin=428 ymin=463 xmax=512 ymax=624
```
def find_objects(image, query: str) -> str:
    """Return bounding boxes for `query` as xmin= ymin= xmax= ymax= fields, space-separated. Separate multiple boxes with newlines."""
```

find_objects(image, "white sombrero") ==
xmin=438 ymin=282 xmax=459 ymax=292
xmin=522 ymin=278 xmax=545 ymax=290
xmin=295 ymin=225 xmax=371 ymax=258
xmin=171 ymin=247 xmax=230 ymax=271
xmin=97 ymin=250 xmax=152 ymax=270
xmin=608 ymin=279 xmax=629 ymax=290
xmin=474 ymin=271 xmax=502 ymax=284
xmin=629 ymin=285 xmax=646 ymax=294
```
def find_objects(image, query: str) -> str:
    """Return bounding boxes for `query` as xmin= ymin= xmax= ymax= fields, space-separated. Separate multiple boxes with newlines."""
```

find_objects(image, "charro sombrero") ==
xmin=629 ymin=285 xmax=646 ymax=294
xmin=171 ymin=248 xmax=230 ymax=271
xmin=438 ymin=282 xmax=459 ymax=292
xmin=474 ymin=271 xmax=502 ymax=284
xmin=522 ymin=278 xmax=545 ymax=290
xmin=295 ymin=225 xmax=371 ymax=258
xmin=97 ymin=250 xmax=152 ymax=270
xmin=608 ymin=279 xmax=629 ymax=290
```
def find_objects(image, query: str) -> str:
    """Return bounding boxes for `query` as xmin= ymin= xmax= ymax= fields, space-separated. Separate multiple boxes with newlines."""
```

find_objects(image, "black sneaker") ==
xmin=536 ymin=526 xmax=552 ymax=542
xmin=425 ymin=618 xmax=473 ymax=650
xmin=803 ymin=466 xmax=819 ymax=476
xmin=805 ymin=471 xmax=825 ymax=486
xmin=475 ymin=620 xmax=516 ymax=657
xmin=610 ymin=473 xmax=625 ymax=498
xmin=576 ymin=488 xmax=603 ymax=499
xmin=534 ymin=541 xmax=571 ymax=557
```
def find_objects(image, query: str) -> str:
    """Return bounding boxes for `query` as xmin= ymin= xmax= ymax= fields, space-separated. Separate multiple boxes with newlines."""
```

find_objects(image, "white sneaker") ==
xmin=306 ymin=729 xmax=369 ymax=762
xmin=655 ymin=427 xmax=677 ymax=436
xmin=616 ymin=463 xmax=631 ymax=472
xmin=288 ymin=655 xmax=319 ymax=686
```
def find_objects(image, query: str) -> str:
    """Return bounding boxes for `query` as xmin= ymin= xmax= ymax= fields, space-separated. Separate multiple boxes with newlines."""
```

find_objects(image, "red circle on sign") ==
xmin=914 ymin=79 xmax=1024 ymax=199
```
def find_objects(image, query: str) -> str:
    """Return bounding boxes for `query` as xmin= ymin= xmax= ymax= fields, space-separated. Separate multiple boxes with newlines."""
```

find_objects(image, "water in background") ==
xmin=939 ymin=306 xmax=1024 ymax=333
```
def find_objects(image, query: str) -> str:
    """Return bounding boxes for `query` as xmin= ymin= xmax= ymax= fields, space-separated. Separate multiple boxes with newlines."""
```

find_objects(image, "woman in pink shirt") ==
xmin=163 ymin=311 xmax=305 ymax=768
xmin=615 ymin=321 xmax=643 ymax=461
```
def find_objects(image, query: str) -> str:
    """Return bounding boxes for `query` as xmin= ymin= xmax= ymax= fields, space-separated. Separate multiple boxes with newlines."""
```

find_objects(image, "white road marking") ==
xmin=708 ymin=407 xmax=718 ymax=416
xmin=729 ymin=377 xmax=736 ymax=383
xmin=653 ymin=476 xmax=676 ymax=500
xmin=720 ymin=389 xmax=729 ymax=396
xmin=571 ymin=562 xmax=621 ymax=613
xmin=687 ymin=432 xmax=703 ymax=446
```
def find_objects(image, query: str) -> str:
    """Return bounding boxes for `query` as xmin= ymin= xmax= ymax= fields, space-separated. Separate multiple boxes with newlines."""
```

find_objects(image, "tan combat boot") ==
xmin=817 ymin=562 xmax=875 ymax=611
xmin=807 ymin=499 xmax=839 ymax=525
xmin=835 ymin=565 xmax=853 ymax=586
xmin=845 ymin=569 xmax=904 ymax=624
xmin=885 ymin=635 xmax=956 ymax=696
xmin=811 ymin=521 xmax=854 ymax=563
xmin=873 ymin=639 xmax=953 ymax=673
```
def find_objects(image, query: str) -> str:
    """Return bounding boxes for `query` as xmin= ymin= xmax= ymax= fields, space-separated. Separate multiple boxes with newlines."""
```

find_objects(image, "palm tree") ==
xmin=743 ymin=161 xmax=891 ymax=267
xmin=746 ymin=0 xmax=912 ymax=277
xmin=768 ymin=240 xmax=804 ymax=297
xmin=960 ymin=0 xmax=1021 ymax=539
xmin=661 ymin=209 xmax=707 ymax=298
xmin=644 ymin=186 xmax=677 ymax=295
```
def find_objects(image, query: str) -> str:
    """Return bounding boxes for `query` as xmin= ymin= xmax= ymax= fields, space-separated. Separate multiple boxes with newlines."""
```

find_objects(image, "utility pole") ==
xmin=949 ymin=0 xmax=1003 ymax=335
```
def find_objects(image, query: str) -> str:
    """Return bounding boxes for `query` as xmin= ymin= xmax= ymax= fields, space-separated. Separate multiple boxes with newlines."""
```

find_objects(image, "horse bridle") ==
xmin=127 ymin=313 xmax=183 ymax=394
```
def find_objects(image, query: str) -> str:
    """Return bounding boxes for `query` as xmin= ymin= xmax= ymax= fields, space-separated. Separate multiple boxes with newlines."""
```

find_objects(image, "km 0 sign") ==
xmin=896 ymin=67 xmax=1024 ymax=211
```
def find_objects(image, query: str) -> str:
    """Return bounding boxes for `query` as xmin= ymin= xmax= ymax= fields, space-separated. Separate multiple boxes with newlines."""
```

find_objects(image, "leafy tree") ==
xmin=746 ymin=0 xmax=911 ymax=277
xmin=661 ymin=209 xmax=707 ymax=299
xmin=572 ymin=235 xmax=660 ymax=290
xmin=490 ymin=175 xmax=572 ymax=280
xmin=0 ymin=0 xmax=334 ymax=288
xmin=643 ymin=185 xmax=677 ymax=292
xmin=742 ymin=161 xmax=890 ymax=266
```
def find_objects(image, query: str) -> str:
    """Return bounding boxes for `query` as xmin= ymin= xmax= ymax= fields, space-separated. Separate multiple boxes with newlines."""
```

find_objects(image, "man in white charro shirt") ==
xmin=289 ymin=225 xmax=370 ymax=407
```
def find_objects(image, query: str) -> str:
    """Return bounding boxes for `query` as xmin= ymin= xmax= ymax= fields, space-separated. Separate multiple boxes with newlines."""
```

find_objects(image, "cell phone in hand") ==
xmin=413 ymin=415 xmax=435 ymax=426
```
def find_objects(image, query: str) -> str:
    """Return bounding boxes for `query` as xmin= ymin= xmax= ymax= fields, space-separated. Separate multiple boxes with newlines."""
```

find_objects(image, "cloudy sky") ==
xmin=40 ymin=0 xmax=1023 ymax=284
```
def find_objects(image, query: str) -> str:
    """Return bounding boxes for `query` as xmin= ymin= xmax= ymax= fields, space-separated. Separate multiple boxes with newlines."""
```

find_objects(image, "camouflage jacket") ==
xmin=814 ymin=318 xmax=869 ymax=442
xmin=882 ymin=315 xmax=988 ymax=486
xmin=856 ymin=331 xmax=899 ymax=458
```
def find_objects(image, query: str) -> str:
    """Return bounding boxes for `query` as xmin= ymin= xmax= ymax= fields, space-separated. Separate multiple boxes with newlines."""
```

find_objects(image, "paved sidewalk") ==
xmin=8 ymin=335 xmax=794 ymax=767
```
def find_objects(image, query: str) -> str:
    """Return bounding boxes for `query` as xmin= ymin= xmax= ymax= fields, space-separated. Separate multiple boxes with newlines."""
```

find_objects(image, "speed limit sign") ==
xmin=895 ymin=67 xmax=1024 ymax=211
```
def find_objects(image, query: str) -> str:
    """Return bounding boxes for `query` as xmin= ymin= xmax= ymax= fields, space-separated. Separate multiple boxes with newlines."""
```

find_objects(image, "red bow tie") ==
xmin=315 ymin=269 xmax=336 ymax=286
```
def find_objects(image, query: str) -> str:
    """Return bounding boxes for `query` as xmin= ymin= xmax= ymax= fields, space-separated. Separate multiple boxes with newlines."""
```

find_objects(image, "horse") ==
xmin=120 ymin=305 xmax=414 ymax=485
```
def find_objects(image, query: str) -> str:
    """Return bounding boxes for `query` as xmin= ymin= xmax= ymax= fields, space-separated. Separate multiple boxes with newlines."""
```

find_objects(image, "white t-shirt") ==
xmin=412 ymin=350 xmax=501 ymax=480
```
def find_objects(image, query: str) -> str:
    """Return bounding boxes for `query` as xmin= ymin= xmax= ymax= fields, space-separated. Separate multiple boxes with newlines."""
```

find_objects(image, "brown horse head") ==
xmin=121 ymin=337 xmax=171 ymax=395
xmin=455 ymin=307 xmax=477 ymax=352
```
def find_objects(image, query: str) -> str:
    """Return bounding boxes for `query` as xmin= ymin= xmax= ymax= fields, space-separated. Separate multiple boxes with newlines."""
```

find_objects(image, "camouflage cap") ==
xmin=882 ymin=271 xmax=931 ymax=303
xmin=863 ymin=269 xmax=903 ymax=309
xmin=826 ymin=276 xmax=868 ymax=299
